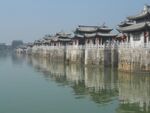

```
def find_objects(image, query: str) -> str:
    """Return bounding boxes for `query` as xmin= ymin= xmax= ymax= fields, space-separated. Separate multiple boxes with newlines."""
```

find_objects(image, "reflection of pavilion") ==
xmin=66 ymin=64 xmax=84 ymax=85
xmin=26 ymin=56 xmax=118 ymax=103
xmin=118 ymin=73 xmax=150 ymax=112
xmin=84 ymin=67 xmax=118 ymax=92
xmin=23 ymin=56 xmax=150 ymax=112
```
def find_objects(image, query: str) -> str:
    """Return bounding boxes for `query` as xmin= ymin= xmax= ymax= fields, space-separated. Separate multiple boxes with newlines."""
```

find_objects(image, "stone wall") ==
xmin=28 ymin=45 xmax=117 ymax=65
xmin=66 ymin=46 xmax=84 ymax=63
xmin=25 ymin=45 xmax=150 ymax=73
xmin=118 ymin=48 xmax=150 ymax=73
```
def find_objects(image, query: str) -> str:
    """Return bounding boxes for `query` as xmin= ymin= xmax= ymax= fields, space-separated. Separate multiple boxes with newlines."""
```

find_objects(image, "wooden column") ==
xmin=96 ymin=37 xmax=99 ymax=45
xmin=125 ymin=34 xmax=128 ymax=43
xmin=100 ymin=38 xmax=102 ymax=45
xmin=76 ymin=40 xmax=79 ymax=46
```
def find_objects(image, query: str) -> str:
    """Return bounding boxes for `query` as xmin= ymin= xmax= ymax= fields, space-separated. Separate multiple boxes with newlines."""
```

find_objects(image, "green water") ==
xmin=0 ymin=54 xmax=150 ymax=113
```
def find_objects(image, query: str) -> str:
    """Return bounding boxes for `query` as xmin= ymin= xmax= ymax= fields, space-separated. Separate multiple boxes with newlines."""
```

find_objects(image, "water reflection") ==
xmin=117 ymin=73 xmax=150 ymax=113
xmin=13 ymin=54 xmax=150 ymax=113
xmin=0 ymin=51 xmax=9 ymax=60
xmin=11 ymin=53 xmax=25 ymax=65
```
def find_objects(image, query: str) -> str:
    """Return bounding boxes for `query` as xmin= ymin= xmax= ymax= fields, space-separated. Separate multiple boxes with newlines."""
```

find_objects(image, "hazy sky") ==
xmin=0 ymin=0 xmax=149 ymax=44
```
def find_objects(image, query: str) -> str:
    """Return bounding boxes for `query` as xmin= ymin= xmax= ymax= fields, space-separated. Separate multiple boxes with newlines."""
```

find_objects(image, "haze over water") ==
xmin=0 ymin=53 xmax=149 ymax=113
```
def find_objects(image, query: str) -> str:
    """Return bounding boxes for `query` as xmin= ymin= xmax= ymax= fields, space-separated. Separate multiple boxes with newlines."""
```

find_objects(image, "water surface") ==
xmin=0 ymin=54 xmax=150 ymax=113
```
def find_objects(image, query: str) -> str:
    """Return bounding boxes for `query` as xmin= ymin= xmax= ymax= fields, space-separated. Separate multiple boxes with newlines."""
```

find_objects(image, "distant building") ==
xmin=34 ymin=32 xmax=72 ymax=46
xmin=12 ymin=40 xmax=23 ymax=49
xmin=118 ymin=5 xmax=150 ymax=47
xmin=0 ymin=43 xmax=7 ymax=51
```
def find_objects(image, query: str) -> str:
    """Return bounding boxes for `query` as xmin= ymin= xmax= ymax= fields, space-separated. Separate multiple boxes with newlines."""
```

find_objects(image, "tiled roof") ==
xmin=84 ymin=33 xmax=96 ymax=38
xmin=117 ymin=22 xmax=148 ymax=32
xmin=77 ymin=27 xmax=97 ymax=32
xmin=97 ymin=33 xmax=117 ymax=37
xmin=118 ymin=21 xmax=135 ymax=27
xmin=127 ymin=5 xmax=150 ymax=20
xmin=74 ymin=34 xmax=84 ymax=38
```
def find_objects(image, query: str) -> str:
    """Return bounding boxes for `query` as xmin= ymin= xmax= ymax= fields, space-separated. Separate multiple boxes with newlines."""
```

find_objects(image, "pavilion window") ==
xmin=133 ymin=32 xmax=141 ymax=41
xmin=75 ymin=40 xmax=78 ymax=45
xmin=87 ymin=39 xmax=89 ymax=44
xmin=93 ymin=39 xmax=96 ymax=44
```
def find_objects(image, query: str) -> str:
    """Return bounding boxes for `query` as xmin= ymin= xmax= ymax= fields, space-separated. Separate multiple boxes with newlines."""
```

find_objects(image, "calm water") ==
xmin=0 ymin=53 xmax=150 ymax=113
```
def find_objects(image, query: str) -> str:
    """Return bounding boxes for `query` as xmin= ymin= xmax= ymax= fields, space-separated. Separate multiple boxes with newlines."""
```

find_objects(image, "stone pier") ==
xmin=118 ymin=48 xmax=150 ymax=73
xmin=30 ymin=46 xmax=117 ymax=66
xmin=25 ymin=45 xmax=150 ymax=73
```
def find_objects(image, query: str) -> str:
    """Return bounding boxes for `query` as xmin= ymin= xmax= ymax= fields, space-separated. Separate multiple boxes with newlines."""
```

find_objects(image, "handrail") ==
xmin=17 ymin=43 xmax=150 ymax=51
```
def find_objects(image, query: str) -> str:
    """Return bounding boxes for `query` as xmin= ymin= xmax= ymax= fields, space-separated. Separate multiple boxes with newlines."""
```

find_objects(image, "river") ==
xmin=0 ymin=53 xmax=150 ymax=113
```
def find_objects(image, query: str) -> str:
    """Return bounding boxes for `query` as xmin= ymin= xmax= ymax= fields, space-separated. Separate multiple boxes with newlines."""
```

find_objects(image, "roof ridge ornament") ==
xmin=102 ymin=22 xmax=106 ymax=27
xmin=144 ymin=4 xmax=150 ymax=11
xmin=127 ymin=4 xmax=150 ymax=20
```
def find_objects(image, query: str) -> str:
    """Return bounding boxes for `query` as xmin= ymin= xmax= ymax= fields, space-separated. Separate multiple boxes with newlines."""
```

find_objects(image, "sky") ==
xmin=0 ymin=0 xmax=149 ymax=44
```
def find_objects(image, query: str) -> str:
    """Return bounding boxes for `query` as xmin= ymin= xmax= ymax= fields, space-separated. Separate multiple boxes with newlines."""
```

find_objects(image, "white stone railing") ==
xmin=118 ymin=43 xmax=150 ymax=49
xmin=17 ymin=43 xmax=150 ymax=54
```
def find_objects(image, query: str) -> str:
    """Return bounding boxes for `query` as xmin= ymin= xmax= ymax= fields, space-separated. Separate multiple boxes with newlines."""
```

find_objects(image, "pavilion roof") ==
xmin=34 ymin=40 xmax=42 ymax=44
xmin=74 ymin=34 xmax=84 ymax=38
xmin=76 ymin=26 xmax=98 ymax=33
xmin=56 ymin=32 xmax=72 ymax=38
xmin=84 ymin=33 xmax=96 ymax=38
xmin=117 ymin=22 xmax=150 ymax=32
xmin=127 ymin=5 xmax=150 ymax=20
xmin=26 ymin=43 xmax=34 ymax=47
xmin=42 ymin=40 xmax=51 ymax=44
xmin=116 ymin=33 xmax=124 ymax=38
xmin=42 ymin=32 xmax=71 ymax=42
xmin=18 ymin=45 xmax=27 ymax=49
xmin=98 ymin=27 xmax=113 ymax=32
xmin=43 ymin=34 xmax=52 ymax=40
xmin=118 ymin=21 xmax=135 ymax=27
xmin=97 ymin=33 xmax=117 ymax=37
xmin=75 ymin=32 xmax=117 ymax=38
xmin=50 ymin=36 xmax=59 ymax=42
xmin=58 ymin=38 xmax=72 ymax=42
xmin=76 ymin=25 xmax=113 ymax=33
